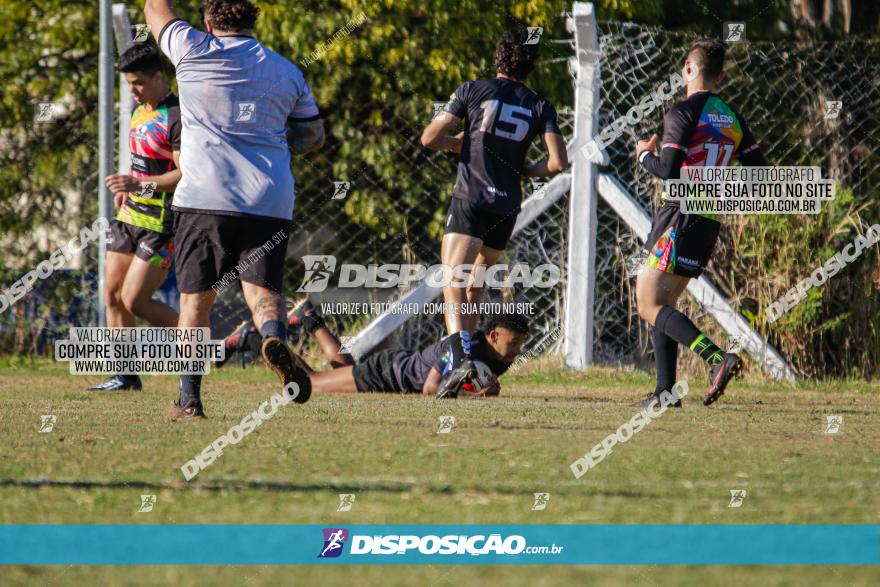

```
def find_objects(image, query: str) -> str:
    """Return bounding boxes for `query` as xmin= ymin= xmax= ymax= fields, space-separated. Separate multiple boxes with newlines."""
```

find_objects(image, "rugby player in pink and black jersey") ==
xmin=89 ymin=43 xmax=181 ymax=392
xmin=634 ymin=39 xmax=768 ymax=407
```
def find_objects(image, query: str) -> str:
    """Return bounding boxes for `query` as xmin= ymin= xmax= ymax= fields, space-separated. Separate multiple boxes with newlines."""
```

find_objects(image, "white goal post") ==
xmin=96 ymin=3 xmax=135 ymax=327
xmin=563 ymin=2 xmax=601 ymax=369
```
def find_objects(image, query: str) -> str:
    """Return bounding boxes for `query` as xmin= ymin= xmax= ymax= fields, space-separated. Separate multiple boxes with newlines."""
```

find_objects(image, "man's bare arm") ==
xmin=522 ymin=132 xmax=569 ymax=178
xmin=422 ymin=368 xmax=442 ymax=396
xmin=144 ymin=0 xmax=180 ymax=44
xmin=148 ymin=149 xmax=182 ymax=191
xmin=287 ymin=118 xmax=326 ymax=154
xmin=105 ymin=170 xmax=181 ymax=195
xmin=420 ymin=112 xmax=463 ymax=154
xmin=104 ymin=151 xmax=182 ymax=196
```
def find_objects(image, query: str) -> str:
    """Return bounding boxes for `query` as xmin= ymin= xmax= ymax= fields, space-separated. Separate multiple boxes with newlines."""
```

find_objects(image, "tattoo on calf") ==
xmin=253 ymin=295 xmax=283 ymax=322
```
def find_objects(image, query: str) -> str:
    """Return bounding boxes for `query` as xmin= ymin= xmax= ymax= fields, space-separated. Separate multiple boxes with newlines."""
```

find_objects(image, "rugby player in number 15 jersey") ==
xmin=635 ymin=39 xmax=768 ymax=407
xmin=420 ymin=25 xmax=567 ymax=398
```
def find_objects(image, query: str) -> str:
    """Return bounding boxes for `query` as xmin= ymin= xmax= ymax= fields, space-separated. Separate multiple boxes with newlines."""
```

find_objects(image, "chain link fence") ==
xmin=297 ymin=19 xmax=880 ymax=372
xmin=4 ymin=16 xmax=879 ymax=377
xmin=591 ymin=22 xmax=880 ymax=375
xmin=213 ymin=20 xmax=578 ymax=361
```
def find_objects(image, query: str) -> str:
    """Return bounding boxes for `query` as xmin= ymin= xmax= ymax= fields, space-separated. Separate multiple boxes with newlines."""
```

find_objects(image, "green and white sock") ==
xmin=690 ymin=333 xmax=724 ymax=366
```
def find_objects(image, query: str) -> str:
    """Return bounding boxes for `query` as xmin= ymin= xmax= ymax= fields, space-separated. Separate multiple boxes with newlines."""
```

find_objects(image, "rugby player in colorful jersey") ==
xmin=420 ymin=24 xmax=568 ymax=399
xmin=634 ymin=39 xmax=767 ymax=407
xmin=89 ymin=43 xmax=181 ymax=392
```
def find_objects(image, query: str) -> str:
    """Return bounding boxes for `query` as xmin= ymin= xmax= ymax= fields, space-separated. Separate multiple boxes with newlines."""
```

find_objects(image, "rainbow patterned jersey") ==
xmin=660 ymin=91 xmax=759 ymax=216
xmin=662 ymin=91 xmax=758 ymax=169
xmin=116 ymin=93 xmax=181 ymax=234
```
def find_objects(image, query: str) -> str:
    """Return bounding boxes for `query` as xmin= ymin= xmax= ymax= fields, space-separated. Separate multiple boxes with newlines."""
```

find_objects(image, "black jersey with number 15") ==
xmin=446 ymin=78 xmax=561 ymax=215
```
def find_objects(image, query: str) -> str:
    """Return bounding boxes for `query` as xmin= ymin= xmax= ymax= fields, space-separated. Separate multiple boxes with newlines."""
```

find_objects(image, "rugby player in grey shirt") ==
xmin=144 ymin=0 xmax=324 ymax=419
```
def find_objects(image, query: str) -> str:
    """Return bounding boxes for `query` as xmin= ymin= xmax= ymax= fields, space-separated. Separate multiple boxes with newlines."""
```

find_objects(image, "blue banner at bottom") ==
xmin=0 ymin=524 xmax=877 ymax=565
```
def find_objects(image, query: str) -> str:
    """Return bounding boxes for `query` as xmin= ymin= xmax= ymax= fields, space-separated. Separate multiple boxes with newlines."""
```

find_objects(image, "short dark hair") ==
xmin=117 ymin=43 xmax=163 ymax=75
xmin=686 ymin=38 xmax=725 ymax=81
xmin=493 ymin=25 xmax=539 ymax=80
xmin=484 ymin=312 xmax=530 ymax=336
xmin=201 ymin=0 xmax=260 ymax=31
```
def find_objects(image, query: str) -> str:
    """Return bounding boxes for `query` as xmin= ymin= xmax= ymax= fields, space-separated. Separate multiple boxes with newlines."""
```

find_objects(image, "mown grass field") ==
xmin=1 ymin=356 xmax=878 ymax=585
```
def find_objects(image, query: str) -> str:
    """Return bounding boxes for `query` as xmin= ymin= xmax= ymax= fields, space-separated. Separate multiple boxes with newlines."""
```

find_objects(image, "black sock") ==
xmin=179 ymin=374 xmax=202 ymax=405
xmin=655 ymin=306 xmax=724 ymax=366
xmin=260 ymin=319 xmax=287 ymax=340
xmin=652 ymin=327 xmax=678 ymax=395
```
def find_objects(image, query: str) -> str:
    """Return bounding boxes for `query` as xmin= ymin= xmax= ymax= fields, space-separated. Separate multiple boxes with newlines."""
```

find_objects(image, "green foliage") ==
xmin=0 ymin=1 xmax=98 ymax=240
xmin=253 ymin=1 xmax=577 ymax=239
xmin=714 ymin=186 xmax=880 ymax=378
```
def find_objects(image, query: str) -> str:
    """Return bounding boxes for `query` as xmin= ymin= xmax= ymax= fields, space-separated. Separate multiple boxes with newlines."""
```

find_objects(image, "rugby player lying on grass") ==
xmin=259 ymin=303 xmax=529 ymax=397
